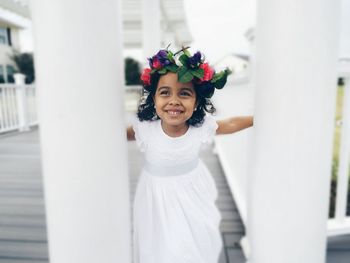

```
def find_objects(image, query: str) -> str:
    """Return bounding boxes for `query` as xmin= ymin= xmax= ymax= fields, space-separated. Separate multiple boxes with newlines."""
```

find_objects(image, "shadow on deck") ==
xmin=0 ymin=128 xmax=349 ymax=262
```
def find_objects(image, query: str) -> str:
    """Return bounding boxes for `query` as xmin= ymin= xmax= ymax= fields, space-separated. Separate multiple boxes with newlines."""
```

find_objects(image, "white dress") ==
xmin=132 ymin=114 xmax=223 ymax=263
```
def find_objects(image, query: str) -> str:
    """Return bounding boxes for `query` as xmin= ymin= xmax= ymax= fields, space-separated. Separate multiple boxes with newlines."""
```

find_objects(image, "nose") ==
xmin=169 ymin=95 xmax=180 ymax=105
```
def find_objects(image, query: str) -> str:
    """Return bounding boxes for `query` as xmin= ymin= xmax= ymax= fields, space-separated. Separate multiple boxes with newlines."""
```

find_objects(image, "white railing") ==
xmin=213 ymin=71 xmax=350 ymax=258
xmin=0 ymin=84 xmax=38 ymax=134
xmin=0 ymin=84 xmax=141 ymax=134
xmin=212 ymin=75 xmax=254 ymax=258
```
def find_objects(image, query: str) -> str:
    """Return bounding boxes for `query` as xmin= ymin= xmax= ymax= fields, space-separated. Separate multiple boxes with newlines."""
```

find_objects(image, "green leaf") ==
xmin=158 ymin=68 xmax=167 ymax=74
xmin=179 ymin=54 xmax=189 ymax=66
xmin=211 ymin=71 xmax=225 ymax=83
xmin=151 ymin=69 xmax=157 ymax=74
xmin=213 ymin=77 xmax=227 ymax=89
xmin=177 ymin=66 xmax=187 ymax=76
xmin=166 ymin=64 xmax=178 ymax=73
xmin=213 ymin=72 xmax=229 ymax=89
xmin=223 ymin=68 xmax=233 ymax=76
xmin=210 ymin=69 xmax=232 ymax=89
xmin=167 ymin=51 xmax=175 ymax=62
xmin=178 ymin=66 xmax=193 ymax=83
xmin=184 ymin=49 xmax=191 ymax=57
xmin=191 ymin=68 xmax=204 ymax=79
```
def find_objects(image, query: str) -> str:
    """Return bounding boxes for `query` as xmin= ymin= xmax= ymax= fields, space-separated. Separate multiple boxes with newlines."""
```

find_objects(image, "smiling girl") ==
xmin=126 ymin=47 xmax=253 ymax=263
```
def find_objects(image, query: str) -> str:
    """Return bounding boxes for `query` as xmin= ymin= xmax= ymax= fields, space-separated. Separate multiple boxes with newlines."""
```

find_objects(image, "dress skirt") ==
xmin=132 ymin=159 xmax=223 ymax=263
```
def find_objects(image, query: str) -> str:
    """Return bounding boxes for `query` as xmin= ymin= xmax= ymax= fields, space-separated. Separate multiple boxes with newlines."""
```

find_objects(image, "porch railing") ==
xmin=213 ymin=72 xmax=350 ymax=258
xmin=0 ymin=84 xmax=38 ymax=134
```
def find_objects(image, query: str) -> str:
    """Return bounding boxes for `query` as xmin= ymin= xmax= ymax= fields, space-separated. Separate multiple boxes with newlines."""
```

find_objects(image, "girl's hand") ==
xmin=216 ymin=116 xmax=254 ymax=135
xmin=126 ymin=126 xmax=136 ymax=141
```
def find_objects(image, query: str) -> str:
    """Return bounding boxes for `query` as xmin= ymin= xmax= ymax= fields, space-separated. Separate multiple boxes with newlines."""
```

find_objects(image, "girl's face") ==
xmin=153 ymin=72 xmax=197 ymax=128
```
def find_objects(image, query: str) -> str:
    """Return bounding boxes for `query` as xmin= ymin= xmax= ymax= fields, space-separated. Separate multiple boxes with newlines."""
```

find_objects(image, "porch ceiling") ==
xmin=0 ymin=0 xmax=192 ymax=47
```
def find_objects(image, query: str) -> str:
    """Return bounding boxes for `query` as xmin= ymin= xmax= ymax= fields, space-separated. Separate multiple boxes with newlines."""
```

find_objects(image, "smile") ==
xmin=167 ymin=110 xmax=182 ymax=115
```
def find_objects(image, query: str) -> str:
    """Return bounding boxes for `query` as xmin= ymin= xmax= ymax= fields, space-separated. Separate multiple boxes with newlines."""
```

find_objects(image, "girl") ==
xmin=126 ymin=47 xmax=253 ymax=263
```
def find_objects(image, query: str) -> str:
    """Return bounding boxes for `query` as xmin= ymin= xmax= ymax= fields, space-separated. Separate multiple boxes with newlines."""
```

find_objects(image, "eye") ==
xmin=159 ymin=90 xmax=170 ymax=96
xmin=180 ymin=91 xmax=191 ymax=96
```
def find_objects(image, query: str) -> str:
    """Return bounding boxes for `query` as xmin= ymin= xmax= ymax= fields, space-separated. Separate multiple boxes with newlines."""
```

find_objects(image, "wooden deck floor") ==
xmin=0 ymin=128 xmax=349 ymax=263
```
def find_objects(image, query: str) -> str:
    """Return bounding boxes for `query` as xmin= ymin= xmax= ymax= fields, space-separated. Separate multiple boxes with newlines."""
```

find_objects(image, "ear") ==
xmin=194 ymin=99 xmax=199 ymax=109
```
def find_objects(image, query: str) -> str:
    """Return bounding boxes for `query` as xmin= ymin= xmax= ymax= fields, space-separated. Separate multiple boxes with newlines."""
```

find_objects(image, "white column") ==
xmin=248 ymin=1 xmax=340 ymax=263
xmin=14 ymin=73 xmax=30 ymax=131
xmin=142 ymin=0 xmax=161 ymax=60
xmin=29 ymin=1 xmax=131 ymax=263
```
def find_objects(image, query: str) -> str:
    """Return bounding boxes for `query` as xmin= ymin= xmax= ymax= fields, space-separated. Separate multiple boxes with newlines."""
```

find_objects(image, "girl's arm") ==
xmin=216 ymin=116 xmax=254 ymax=135
xmin=126 ymin=126 xmax=136 ymax=141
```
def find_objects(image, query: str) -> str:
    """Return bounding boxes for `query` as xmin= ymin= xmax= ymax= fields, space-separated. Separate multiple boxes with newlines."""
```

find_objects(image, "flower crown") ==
xmin=140 ymin=46 xmax=231 ymax=98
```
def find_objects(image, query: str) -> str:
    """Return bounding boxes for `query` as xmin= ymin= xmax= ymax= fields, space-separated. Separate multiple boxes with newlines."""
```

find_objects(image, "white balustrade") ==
xmin=214 ymin=74 xmax=350 ymax=260
xmin=0 ymin=84 xmax=37 ymax=134
xmin=212 ymin=75 xmax=254 ymax=259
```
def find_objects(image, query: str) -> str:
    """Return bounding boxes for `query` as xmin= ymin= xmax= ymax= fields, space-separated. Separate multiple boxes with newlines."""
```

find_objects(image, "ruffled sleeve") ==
xmin=132 ymin=118 xmax=148 ymax=152
xmin=200 ymin=114 xmax=218 ymax=145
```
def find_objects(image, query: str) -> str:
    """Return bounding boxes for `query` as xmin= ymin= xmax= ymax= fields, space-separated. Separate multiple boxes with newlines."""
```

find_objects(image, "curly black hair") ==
xmin=137 ymin=73 xmax=216 ymax=127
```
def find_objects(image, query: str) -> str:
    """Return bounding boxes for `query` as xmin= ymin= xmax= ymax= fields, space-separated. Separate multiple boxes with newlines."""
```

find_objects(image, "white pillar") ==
xmin=29 ymin=1 xmax=131 ymax=263
xmin=14 ymin=73 xmax=30 ymax=131
xmin=142 ymin=0 xmax=161 ymax=60
xmin=248 ymin=1 xmax=340 ymax=263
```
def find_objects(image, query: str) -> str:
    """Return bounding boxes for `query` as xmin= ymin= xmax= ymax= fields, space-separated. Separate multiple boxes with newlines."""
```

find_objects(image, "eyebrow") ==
xmin=158 ymin=86 xmax=194 ymax=93
xmin=158 ymin=86 xmax=171 ymax=91
xmin=180 ymin=87 xmax=194 ymax=94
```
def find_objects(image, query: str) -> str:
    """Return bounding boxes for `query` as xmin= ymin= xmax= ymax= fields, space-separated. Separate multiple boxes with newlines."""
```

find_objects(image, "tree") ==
xmin=9 ymin=51 xmax=35 ymax=84
xmin=125 ymin=57 xmax=141 ymax=85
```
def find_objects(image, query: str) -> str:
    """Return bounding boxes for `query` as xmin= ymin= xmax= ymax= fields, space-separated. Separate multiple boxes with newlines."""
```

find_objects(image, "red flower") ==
xmin=152 ymin=58 xmax=162 ymax=69
xmin=141 ymin=68 xmax=151 ymax=86
xmin=199 ymin=63 xmax=214 ymax=82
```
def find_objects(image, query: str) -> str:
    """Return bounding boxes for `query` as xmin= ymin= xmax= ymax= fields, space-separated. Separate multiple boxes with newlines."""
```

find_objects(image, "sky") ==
xmin=184 ymin=0 xmax=350 ymax=62
xmin=122 ymin=0 xmax=256 ymax=65
xmin=183 ymin=0 xmax=256 ymax=63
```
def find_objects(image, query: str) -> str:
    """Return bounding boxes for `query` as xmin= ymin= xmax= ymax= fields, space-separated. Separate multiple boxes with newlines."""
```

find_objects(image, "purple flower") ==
xmin=156 ymin=50 xmax=168 ymax=60
xmin=188 ymin=51 xmax=202 ymax=67
xmin=155 ymin=49 xmax=170 ymax=67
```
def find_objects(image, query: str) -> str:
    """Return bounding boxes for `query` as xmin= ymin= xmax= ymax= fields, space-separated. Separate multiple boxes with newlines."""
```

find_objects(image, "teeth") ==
xmin=168 ymin=111 xmax=181 ymax=115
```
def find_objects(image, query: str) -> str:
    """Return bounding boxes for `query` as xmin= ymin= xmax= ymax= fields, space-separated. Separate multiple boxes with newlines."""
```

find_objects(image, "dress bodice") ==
xmin=132 ymin=114 xmax=218 ymax=167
